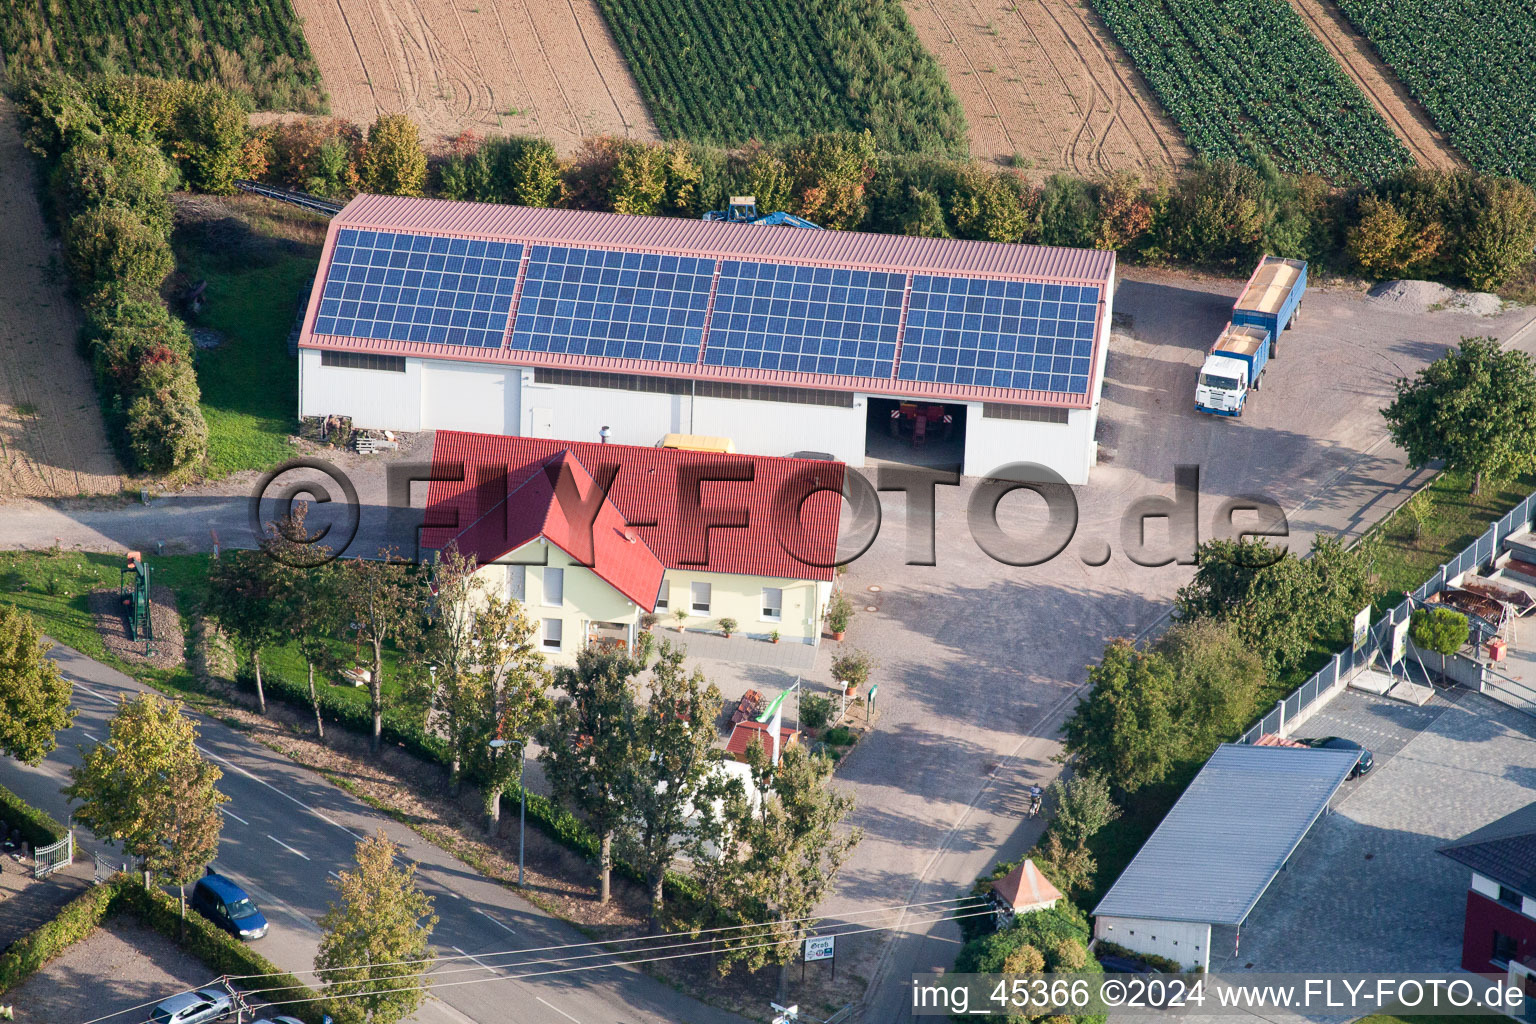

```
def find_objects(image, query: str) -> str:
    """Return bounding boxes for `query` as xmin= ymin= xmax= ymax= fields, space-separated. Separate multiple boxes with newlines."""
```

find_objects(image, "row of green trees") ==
xmin=262 ymin=112 xmax=1536 ymax=289
xmin=201 ymin=516 xmax=860 ymax=993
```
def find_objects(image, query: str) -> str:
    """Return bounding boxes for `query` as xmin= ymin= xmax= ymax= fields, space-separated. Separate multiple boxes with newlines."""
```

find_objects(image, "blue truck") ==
xmin=1195 ymin=256 xmax=1307 ymax=417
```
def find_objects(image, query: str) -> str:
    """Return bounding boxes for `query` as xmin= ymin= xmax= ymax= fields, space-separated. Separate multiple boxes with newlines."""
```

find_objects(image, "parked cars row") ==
xmin=147 ymin=986 xmax=306 ymax=1024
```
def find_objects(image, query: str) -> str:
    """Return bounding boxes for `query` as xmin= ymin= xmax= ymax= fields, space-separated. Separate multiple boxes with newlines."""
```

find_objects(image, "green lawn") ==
xmin=174 ymin=197 xmax=326 ymax=478
xmin=1367 ymin=470 xmax=1536 ymax=609
xmin=0 ymin=549 xmax=407 ymax=715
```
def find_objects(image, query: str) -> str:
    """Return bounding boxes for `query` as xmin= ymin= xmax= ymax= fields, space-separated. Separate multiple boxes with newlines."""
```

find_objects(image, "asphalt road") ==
xmin=2 ymin=642 xmax=750 ymax=1024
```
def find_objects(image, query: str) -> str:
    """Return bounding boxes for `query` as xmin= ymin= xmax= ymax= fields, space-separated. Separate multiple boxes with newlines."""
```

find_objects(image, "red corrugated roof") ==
xmin=725 ymin=720 xmax=800 ymax=762
xmin=297 ymin=195 xmax=1114 ymax=410
xmin=332 ymin=194 xmax=1114 ymax=282
xmin=423 ymin=432 xmax=844 ymax=585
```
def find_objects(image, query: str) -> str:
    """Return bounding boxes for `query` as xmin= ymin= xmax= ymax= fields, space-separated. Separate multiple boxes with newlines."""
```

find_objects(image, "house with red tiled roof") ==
xmin=295 ymin=195 xmax=1115 ymax=483
xmin=422 ymin=431 xmax=845 ymax=658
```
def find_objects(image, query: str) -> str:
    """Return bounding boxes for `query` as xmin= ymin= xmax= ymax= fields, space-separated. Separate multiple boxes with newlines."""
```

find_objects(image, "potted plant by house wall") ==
xmin=831 ymin=648 xmax=872 ymax=697
xmin=673 ymin=608 xmax=689 ymax=633
xmin=640 ymin=611 xmax=658 ymax=632
xmin=769 ymin=629 xmax=781 ymax=644
xmin=719 ymin=617 xmax=738 ymax=638
xmin=825 ymin=594 xmax=853 ymax=641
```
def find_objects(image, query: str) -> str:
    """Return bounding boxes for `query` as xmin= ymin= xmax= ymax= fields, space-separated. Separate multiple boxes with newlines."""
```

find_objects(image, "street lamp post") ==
xmin=489 ymin=738 xmax=526 ymax=885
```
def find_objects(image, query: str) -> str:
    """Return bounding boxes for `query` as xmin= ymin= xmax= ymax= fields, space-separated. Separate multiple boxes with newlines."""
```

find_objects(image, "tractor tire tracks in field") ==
xmin=289 ymin=0 xmax=655 ymax=151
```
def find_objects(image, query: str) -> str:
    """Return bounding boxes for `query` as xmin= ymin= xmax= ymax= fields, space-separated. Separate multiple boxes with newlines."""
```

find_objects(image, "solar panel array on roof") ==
xmin=898 ymin=278 xmax=1098 ymax=393
xmin=508 ymin=246 xmax=714 ymax=363
xmin=705 ymin=261 xmax=903 ymax=377
xmin=307 ymin=197 xmax=1116 ymax=402
xmin=314 ymin=229 xmax=522 ymax=349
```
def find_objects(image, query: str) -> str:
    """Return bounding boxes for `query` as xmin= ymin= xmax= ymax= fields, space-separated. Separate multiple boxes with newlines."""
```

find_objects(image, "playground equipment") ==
xmin=120 ymin=551 xmax=153 ymax=643
xmin=702 ymin=196 xmax=821 ymax=229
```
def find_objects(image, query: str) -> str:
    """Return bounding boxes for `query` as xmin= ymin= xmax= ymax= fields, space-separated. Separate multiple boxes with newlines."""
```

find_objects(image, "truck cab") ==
xmin=1196 ymin=353 xmax=1253 ymax=416
xmin=1195 ymin=323 xmax=1271 ymax=417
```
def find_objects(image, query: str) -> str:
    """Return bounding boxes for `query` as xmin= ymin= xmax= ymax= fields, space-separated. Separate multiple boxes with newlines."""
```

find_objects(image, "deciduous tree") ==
xmin=0 ymin=604 xmax=76 ymax=765
xmin=1061 ymin=641 xmax=1176 ymax=792
xmin=263 ymin=503 xmax=340 ymax=740
xmin=206 ymin=549 xmax=288 ymax=714
xmin=1383 ymin=336 xmax=1536 ymax=494
xmin=64 ymin=693 xmax=225 ymax=908
xmin=360 ymin=113 xmax=427 ymax=196
xmin=1154 ymin=618 xmax=1266 ymax=755
xmin=1044 ymin=771 xmax=1119 ymax=849
xmin=625 ymin=641 xmax=722 ymax=930
xmin=338 ymin=549 xmax=426 ymax=753
xmin=540 ymin=647 xmax=638 ymax=902
xmin=722 ymin=742 xmax=861 ymax=1001
xmin=317 ymin=830 xmax=437 ymax=1024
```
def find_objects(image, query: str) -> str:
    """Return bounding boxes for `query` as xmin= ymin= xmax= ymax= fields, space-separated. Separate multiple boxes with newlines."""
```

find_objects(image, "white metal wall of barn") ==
xmin=1093 ymin=916 xmax=1212 ymax=972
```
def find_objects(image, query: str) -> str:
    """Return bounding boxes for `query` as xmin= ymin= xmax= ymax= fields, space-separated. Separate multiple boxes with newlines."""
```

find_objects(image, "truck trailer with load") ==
xmin=1195 ymin=255 xmax=1307 ymax=417
xmin=1195 ymin=324 xmax=1272 ymax=416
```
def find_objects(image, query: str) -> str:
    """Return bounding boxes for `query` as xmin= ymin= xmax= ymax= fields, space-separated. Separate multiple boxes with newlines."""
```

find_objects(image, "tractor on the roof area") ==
xmin=702 ymin=196 xmax=821 ymax=230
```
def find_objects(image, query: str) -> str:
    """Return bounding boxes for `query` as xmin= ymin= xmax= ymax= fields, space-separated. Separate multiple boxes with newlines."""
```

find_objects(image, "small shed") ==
xmin=725 ymin=720 xmax=800 ymax=762
xmin=992 ymin=859 xmax=1062 ymax=926
xmin=1092 ymin=743 xmax=1359 ymax=971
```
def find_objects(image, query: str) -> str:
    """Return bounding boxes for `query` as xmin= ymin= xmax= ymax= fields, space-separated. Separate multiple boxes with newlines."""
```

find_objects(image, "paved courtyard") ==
xmin=1212 ymin=688 xmax=1536 ymax=972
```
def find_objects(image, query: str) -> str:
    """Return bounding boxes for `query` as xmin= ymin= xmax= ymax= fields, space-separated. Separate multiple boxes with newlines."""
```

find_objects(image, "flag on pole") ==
xmin=767 ymin=699 xmax=783 ymax=765
xmin=755 ymin=689 xmax=790 ymax=725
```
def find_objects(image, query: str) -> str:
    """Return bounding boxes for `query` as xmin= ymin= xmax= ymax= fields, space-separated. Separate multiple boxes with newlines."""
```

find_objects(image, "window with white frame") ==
xmin=542 ymin=618 xmax=563 ymax=652
xmin=507 ymin=564 xmax=526 ymax=603
xmin=690 ymin=581 xmax=711 ymax=614
xmin=655 ymin=585 xmax=669 ymax=610
xmin=761 ymin=587 xmax=783 ymax=621
xmin=543 ymin=567 xmax=564 ymax=607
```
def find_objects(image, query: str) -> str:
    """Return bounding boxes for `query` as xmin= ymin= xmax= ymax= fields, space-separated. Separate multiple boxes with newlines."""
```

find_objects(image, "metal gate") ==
xmin=34 ymin=830 xmax=72 ymax=879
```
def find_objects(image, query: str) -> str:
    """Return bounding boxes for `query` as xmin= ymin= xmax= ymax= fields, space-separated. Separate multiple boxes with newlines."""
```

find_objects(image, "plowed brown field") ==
xmin=0 ymin=96 xmax=121 ymax=501
xmin=903 ymin=0 xmax=1189 ymax=177
xmin=292 ymin=0 xmax=657 ymax=152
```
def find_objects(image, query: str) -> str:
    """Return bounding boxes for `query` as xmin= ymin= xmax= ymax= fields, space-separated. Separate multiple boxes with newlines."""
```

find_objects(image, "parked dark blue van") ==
xmin=191 ymin=870 xmax=269 ymax=940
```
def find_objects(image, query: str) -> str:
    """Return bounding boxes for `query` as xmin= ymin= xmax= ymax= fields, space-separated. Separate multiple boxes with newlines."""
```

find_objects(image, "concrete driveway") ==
xmin=1210 ymin=688 xmax=1536 ymax=972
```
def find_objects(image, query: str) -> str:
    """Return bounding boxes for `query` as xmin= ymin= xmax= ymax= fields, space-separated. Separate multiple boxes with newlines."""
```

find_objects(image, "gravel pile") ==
xmin=1447 ymin=291 xmax=1504 ymax=317
xmin=1367 ymin=279 xmax=1455 ymax=311
xmin=89 ymin=585 xmax=185 ymax=669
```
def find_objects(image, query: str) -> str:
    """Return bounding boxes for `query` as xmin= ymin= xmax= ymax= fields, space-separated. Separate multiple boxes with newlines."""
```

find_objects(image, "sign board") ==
xmin=1391 ymin=616 xmax=1410 ymax=666
xmin=804 ymin=935 xmax=835 ymax=962
xmin=1353 ymin=606 xmax=1371 ymax=653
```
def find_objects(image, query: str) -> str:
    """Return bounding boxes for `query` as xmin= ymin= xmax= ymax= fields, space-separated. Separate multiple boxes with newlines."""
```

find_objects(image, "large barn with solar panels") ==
xmin=296 ymin=194 xmax=1116 ymax=483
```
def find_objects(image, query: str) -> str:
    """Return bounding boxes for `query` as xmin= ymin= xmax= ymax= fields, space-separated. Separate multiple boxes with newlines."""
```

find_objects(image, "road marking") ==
xmin=267 ymin=834 xmax=310 ymax=860
xmin=473 ymin=906 xmax=517 ymax=935
xmin=220 ymin=807 xmax=249 ymax=825
xmin=328 ymin=870 xmax=342 ymax=881
xmin=79 ymin=728 xmax=100 ymax=744
xmin=536 ymin=996 xmax=581 ymax=1024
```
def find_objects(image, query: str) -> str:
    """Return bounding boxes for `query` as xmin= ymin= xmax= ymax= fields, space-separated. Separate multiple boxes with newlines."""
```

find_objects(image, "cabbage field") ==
xmin=0 ymin=0 xmax=324 ymax=111
xmin=1335 ymin=0 xmax=1536 ymax=185
xmin=593 ymin=0 xmax=967 ymax=155
xmin=1090 ymin=0 xmax=1411 ymax=183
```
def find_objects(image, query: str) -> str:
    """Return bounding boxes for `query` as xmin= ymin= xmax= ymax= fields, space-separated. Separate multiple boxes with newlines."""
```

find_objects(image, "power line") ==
xmin=74 ymin=896 xmax=990 ymax=1024
xmin=241 ymin=906 xmax=999 ymax=1015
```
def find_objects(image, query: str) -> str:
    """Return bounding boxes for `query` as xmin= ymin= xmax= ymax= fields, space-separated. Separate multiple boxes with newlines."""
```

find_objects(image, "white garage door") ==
xmin=421 ymin=363 xmax=510 ymax=434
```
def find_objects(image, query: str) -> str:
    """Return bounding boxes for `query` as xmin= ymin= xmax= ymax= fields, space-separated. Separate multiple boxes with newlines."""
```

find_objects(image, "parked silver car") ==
xmin=146 ymin=988 xmax=234 ymax=1024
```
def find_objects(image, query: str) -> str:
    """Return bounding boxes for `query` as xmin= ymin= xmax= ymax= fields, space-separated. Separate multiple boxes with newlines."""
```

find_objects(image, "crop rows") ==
xmin=0 ymin=0 xmax=324 ymax=111
xmin=1335 ymin=0 xmax=1536 ymax=185
xmin=592 ymin=0 xmax=967 ymax=155
xmin=1089 ymin=0 xmax=1411 ymax=183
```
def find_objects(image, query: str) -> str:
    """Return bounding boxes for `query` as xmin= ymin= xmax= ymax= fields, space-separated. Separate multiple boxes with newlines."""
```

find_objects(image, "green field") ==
xmin=1089 ymin=0 xmax=1411 ymax=183
xmin=593 ymin=0 xmax=966 ymax=154
xmin=1335 ymin=0 xmax=1536 ymax=186
xmin=174 ymin=197 xmax=325 ymax=477
xmin=0 ymin=0 xmax=325 ymax=111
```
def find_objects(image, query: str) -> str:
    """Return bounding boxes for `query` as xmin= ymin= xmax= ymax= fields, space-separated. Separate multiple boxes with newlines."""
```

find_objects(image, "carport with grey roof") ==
xmin=1092 ymin=743 xmax=1361 ymax=971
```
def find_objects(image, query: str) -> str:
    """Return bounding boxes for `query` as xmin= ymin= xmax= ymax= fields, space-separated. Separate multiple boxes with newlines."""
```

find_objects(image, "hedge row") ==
xmin=0 ymin=782 xmax=66 ymax=849
xmin=0 ymin=878 xmax=329 ymax=1022
xmin=8 ymin=70 xmax=259 ymax=474
xmin=0 ymin=879 xmax=116 ymax=991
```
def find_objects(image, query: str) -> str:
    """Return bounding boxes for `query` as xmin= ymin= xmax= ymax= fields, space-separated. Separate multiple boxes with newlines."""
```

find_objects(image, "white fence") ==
xmin=1238 ymin=489 xmax=1536 ymax=743
xmin=34 ymin=830 xmax=72 ymax=879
